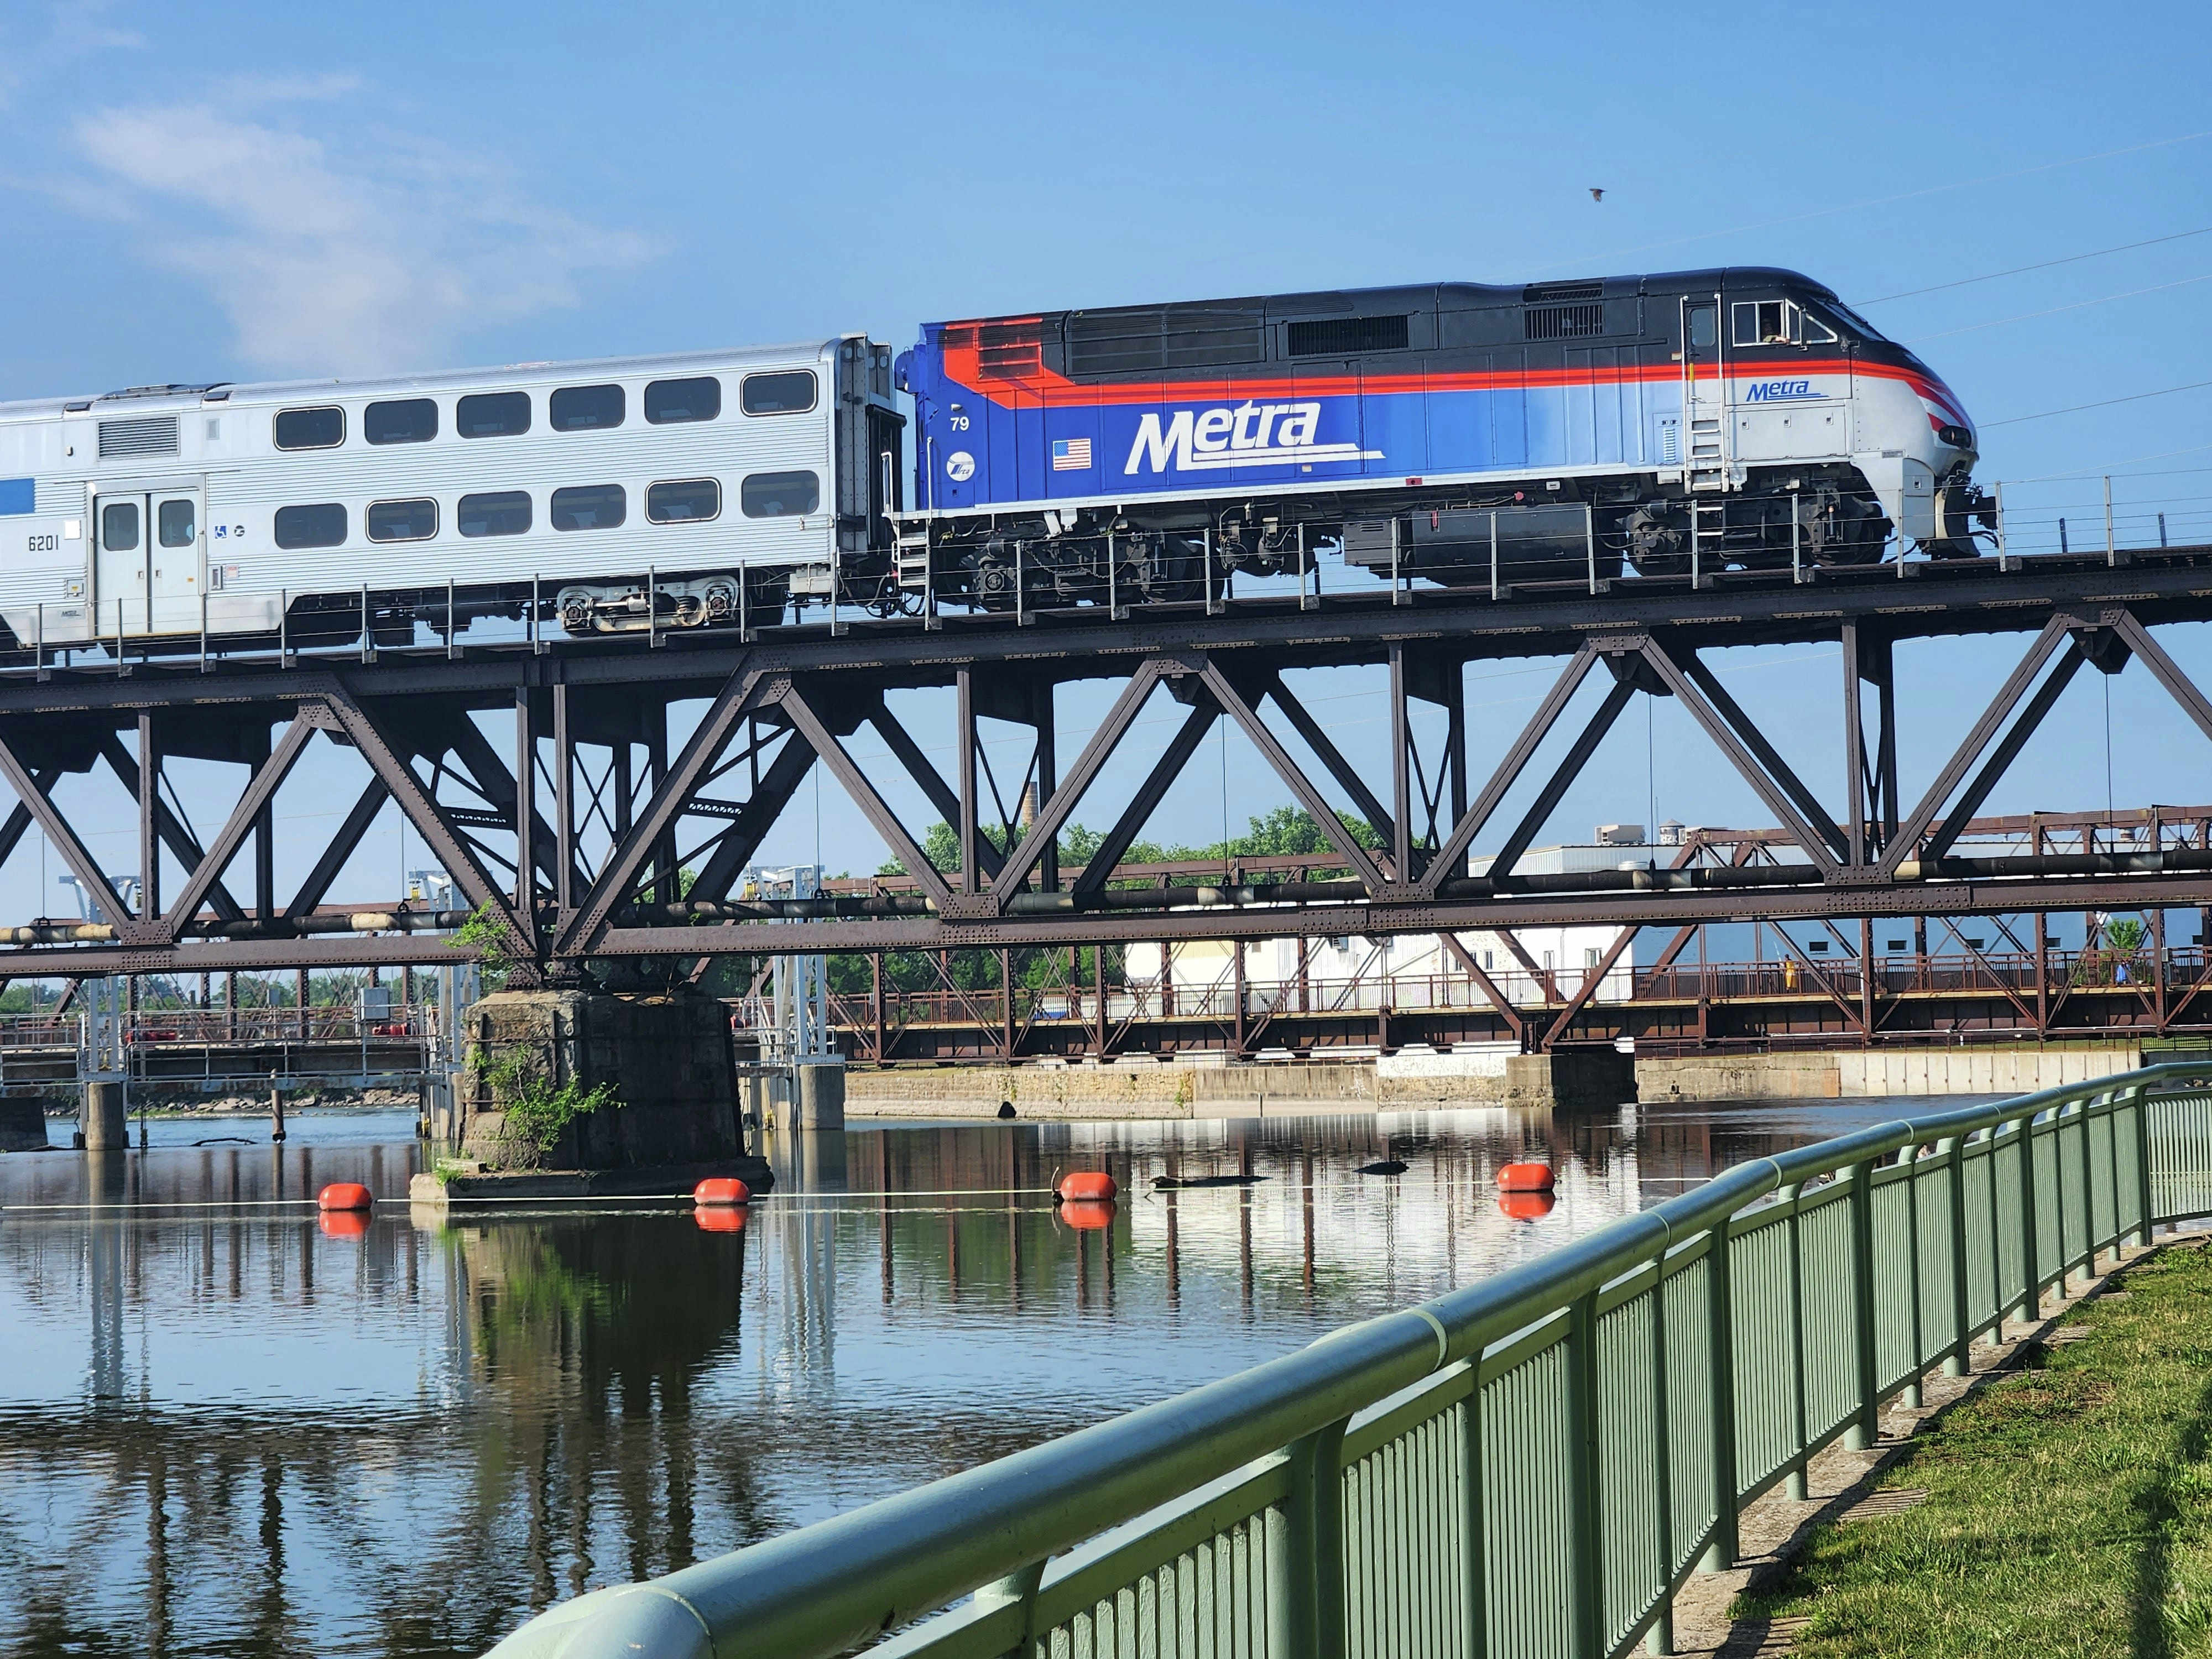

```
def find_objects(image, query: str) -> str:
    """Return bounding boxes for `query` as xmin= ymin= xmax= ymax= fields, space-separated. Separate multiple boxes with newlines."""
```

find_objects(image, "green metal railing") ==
xmin=488 ymin=1062 xmax=2212 ymax=1659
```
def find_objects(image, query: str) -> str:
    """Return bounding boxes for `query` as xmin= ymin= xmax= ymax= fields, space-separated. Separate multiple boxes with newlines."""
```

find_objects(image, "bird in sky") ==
xmin=1589 ymin=187 xmax=1605 ymax=202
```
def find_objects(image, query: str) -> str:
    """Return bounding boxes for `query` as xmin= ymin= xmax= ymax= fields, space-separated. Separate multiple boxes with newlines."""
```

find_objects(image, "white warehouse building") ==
xmin=1123 ymin=826 xmax=1679 ymax=1008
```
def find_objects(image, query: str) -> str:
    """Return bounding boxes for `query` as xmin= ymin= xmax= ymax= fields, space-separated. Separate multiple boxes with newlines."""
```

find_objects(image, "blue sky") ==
xmin=1 ymin=0 xmax=2209 ymax=940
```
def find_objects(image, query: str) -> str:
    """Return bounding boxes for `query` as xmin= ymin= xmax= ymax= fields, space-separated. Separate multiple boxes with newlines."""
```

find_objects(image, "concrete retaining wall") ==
xmin=1635 ymin=1045 xmax=2141 ymax=1102
xmin=846 ymin=1044 xmax=2146 ymax=1120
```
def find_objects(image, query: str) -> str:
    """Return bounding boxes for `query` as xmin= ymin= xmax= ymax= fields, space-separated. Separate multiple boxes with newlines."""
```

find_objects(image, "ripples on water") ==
xmin=0 ymin=1098 xmax=1958 ymax=1656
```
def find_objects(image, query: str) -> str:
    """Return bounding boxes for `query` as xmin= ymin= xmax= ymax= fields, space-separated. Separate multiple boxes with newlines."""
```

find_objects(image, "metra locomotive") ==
xmin=898 ymin=269 xmax=1995 ymax=604
xmin=0 ymin=266 xmax=1990 ymax=648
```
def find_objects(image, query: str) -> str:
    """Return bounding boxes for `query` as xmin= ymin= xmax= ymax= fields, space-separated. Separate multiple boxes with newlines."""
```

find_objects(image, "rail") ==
xmin=485 ymin=1060 xmax=2212 ymax=1659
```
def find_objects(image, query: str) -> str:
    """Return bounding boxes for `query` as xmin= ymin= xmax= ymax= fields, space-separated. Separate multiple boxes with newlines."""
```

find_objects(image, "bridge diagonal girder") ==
xmin=312 ymin=676 xmax=534 ymax=969
xmin=2107 ymin=611 xmax=2212 ymax=744
xmin=678 ymin=735 xmax=822 ymax=908
xmin=1199 ymin=660 xmax=1391 ymax=895
xmin=95 ymin=732 xmax=249 ymax=925
xmin=552 ymin=661 xmax=778 ymax=955
xmin=1674 ymin=653 xmax=1851 ymax=865
xmin=1485 ymin=675 xmax=1640 ymax=885
xmin=987 ymin=660 xmax=1167 ymax=905
xmin=1436 ymin=931 xmax=1526 ymax=1041
xmin=160 ymin=712 xmax=319 ymax=934
xmin=0 ymin=728 xmax=139 ymax=930
xmin=863 ymin=693 xmax=1005 ymax=883
xmin=1260 ymin=670 xmax=1397 ymax=868
xmin=1920 ymin=644 xmax=2088 ymax=864
xmin=1072 ymin=696 xmax=1221 ymax=895
xmin=1418 ymin=644 xmax=1601 ymax=899
xmin=1635 ymin=640 xmax=1845 ymax=878
xmin=1879 ymin=617 xmax=2077 ymax=877
xmin=780 ymin=680 xmax=954 ymax=910
xmin=285 ymin=777 xmax=392 ymax=920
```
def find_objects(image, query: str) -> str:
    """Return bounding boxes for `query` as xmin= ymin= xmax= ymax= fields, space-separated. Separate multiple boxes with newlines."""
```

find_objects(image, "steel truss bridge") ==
xmin=0 ymin=543 xmax=2209 ymax=1030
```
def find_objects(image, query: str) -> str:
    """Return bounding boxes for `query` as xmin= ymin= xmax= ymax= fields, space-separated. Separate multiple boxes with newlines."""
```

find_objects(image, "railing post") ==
xmin=1783 ymin=1183 xmax=1811 ymax=1498
xmin=1844 ymin=1161 xmax=1880 ymax=1451
xmin=1567 ymin=1289 xmax=1603 ymax=1659
xmin=1942 ymin=1135 xmax=1971 ymax=1376
xmin=973 ymin=1560 xmax=1045 ymax=1658
xmin=1699 ymin=1224 xmax=1740 ymax=1573
xmin=1281 ymin=1418 xmax=1348 ymax=1659
xmin=2078 ymin=1098 xmax=2099 ymax=1281
xmin=1901 ymin=1147 xmax=1925 ymax=1410
xmin=1459 ymin=1363 xmax=1489 ymax=1659
xmin=1645 ymin=1261 xmax=1676 ymax=1656
xmin=2133 ymin=1083 xmax=2157 ymax=1246
xmin=2017 ymin=1112 xmax=2043 ymax=1326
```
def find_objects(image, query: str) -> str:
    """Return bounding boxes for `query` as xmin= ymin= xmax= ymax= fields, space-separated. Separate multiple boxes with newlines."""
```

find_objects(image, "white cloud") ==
xmin=74 ymin=97 xmax=651 ymax=375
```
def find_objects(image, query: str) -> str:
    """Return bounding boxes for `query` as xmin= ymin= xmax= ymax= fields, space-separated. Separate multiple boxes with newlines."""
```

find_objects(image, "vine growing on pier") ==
xmin=477 ymin=1045 xmax=620 ymax=1156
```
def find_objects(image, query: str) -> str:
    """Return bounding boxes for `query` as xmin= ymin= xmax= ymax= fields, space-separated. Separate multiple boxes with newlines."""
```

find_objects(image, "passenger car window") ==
xmin=646 ymin=479 xmax=720 ymax=523
xmin=274 ymin=503 xmax=347 ymax=549
xmin=364 ymin=398 xmax=438 ymax=445
xmin=367 ymin=499 xmax=438 ymax=542
xmin=740 ymin=471 xmax=819 ymax=518
xmin=158 ymin=499 xmax=195 ymax=547
xmin=456 ymin=392 xmax=530 ymax=439
xmin=550 ymin=484 xmax=627 ymax=531
xmin=740 ymin=371 xmax=816 ymax=415
xmin=457 ymin=491 xmax=531 ymax=537
xmin=645 ymin=376 xmax=721 ymax=424
xmin=550 ymin=384 xmax=625 ymax=431
xmin=101 ymin=501 xmax=139 ymax=552
xmin=274 ymin=406 xmax=345 ymax=450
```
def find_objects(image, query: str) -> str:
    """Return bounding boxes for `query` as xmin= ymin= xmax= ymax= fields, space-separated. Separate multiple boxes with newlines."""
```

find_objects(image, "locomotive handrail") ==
xmin=484 ymin=1059 xmax=2212 ymax=1659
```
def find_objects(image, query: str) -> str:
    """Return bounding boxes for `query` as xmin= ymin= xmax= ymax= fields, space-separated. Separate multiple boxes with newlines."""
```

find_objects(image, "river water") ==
xmin=0 ymin=1098 xmax=1968 ymax=1657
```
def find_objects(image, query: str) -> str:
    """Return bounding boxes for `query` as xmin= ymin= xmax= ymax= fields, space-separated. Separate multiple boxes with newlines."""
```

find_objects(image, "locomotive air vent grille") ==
xmin=1066 ymin=308 xmax=1265 ymax=376
xmin=98 ymin=414 xmax=180 ymax=458
xmin=976 ymin=320 xmax=1044 ymax=380
xmin=1524 ymin=282 xmax=1604 ymax=302
xmin=1525 ymin=303 xmax=1608 ymax=341
xmin=1286 ymin=315 xmax=1411 ymax=357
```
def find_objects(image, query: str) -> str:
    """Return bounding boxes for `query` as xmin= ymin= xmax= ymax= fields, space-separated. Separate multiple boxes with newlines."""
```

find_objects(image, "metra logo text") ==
xmin=1744 ymin=380 xmax=1819 ymax=402
xmin=1124 ymin=400 xmax=1384 ymax=474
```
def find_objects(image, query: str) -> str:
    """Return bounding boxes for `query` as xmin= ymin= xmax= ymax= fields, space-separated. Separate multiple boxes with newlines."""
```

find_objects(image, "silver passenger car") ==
xmin=0 ymin=336 xmax=901 ymax=646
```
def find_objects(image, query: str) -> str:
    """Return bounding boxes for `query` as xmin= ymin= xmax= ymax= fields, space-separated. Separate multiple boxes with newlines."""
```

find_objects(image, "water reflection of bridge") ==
xmin=0 ymin=1107 xmax=1865 ymax=1656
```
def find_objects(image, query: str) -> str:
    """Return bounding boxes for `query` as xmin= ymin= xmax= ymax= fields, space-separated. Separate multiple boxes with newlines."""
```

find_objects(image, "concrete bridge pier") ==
xmin=80 ymin=1081 xmax=127 ymax=1151
xmin=795 ymin=1061 xmax=846 ymax=1131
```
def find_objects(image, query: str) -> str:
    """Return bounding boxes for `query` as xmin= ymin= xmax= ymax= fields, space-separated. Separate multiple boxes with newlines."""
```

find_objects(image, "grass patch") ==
xmin=1735 ymin=1242 xmax=2212 ymax=1657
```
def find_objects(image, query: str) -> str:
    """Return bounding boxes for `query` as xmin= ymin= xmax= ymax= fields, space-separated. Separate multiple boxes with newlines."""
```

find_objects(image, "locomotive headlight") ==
xmin=1937 ymin=424 xmax=1973 ymax=450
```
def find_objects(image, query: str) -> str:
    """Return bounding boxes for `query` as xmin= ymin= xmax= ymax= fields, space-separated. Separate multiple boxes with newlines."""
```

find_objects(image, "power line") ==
xmin=1982 ymin=378 xmax=2212 ymax=428
xmin=1905 ymin=270 xmax=2212 ymax=342
xmin=1856 ymin=226 xmax=2212 ymax=305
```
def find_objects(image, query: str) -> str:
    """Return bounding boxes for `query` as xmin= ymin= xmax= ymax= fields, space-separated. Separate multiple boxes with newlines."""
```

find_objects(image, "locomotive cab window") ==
xmin=645 ymin=376 xmax=721 ymax=424
xmin=274 ymin=503 xmax=347 ymax=549
xmin=367 ymin=499 xmax=438 ymax=542
xmin=457 ymin=391 xmax=530 ymax=439
xmin=551 ymin=384 xmax=625 ymax=431
xmin=739 ymin=371 xmax=817 ymax=415
xmin=1686 ymin=304 xmax=1718 ymax=351
xmin=1732 ymin=300 xmax=1824 ymax=347
xmin=550 ymin=484 xmax=626 ymax=531
xmin=364 ymin=398 xmax=437 ymax=445
xmin=458 ymin=491 xmax=531 ymax=537
xmin=646 ymin=479 xmax=720 ymax=523
xmin=274 ymin=406 xmax=345 ymax=450
xmin=740 ymin=470 xmax=819 ymax=518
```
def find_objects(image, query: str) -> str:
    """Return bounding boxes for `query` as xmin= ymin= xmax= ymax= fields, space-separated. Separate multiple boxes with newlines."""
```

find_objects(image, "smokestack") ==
xmin=1020 ymin=782 xmax=1038 ymax=832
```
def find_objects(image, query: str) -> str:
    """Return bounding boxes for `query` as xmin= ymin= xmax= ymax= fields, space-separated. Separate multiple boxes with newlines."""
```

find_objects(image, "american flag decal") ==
xmin=1051 ymin=436 xmax=1092 ymax=471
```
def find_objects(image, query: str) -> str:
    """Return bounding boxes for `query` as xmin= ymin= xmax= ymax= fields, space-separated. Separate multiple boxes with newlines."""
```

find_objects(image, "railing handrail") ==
xmin=486 ymin=1060 xmax=2212 ymax=1659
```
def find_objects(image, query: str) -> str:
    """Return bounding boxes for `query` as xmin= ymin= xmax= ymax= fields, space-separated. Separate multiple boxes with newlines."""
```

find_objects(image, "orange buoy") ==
xmin=318 ymin=1182 xmax=373 ymax=1212
xmin=1498 ymin=1190 xmax=1556 ymax=1222
xmin=693 ymin=1176 xmax=752 ymax=1206
xmin=319 ymin=1209 xmax=370 ymax=1240
xmin=1060 ymin=1199 xmax=1115 ymax=1230
xmin=1495 ymin=1162 xmax=1555 ymax=1193
xmin=1056 ymin=1170 xmax=1117 ymax=1203
xmin=694 ymin=1204 xmax=748 ymax=1233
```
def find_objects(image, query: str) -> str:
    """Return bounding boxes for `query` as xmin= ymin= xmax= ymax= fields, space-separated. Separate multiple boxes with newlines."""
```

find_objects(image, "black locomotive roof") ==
xmin=1048 ymin=269 xmax=1839 ymax=326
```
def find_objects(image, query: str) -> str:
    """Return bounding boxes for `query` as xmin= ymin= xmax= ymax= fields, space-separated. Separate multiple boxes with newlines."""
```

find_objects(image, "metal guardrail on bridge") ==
xmin=486 ymin=1060 xmax=2212 ymax=1659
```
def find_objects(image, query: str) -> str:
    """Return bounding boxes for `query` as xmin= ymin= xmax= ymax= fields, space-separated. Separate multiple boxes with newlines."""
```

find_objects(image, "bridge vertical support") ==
xmin=81 ymin=1079 xmax=126 ymax=1151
